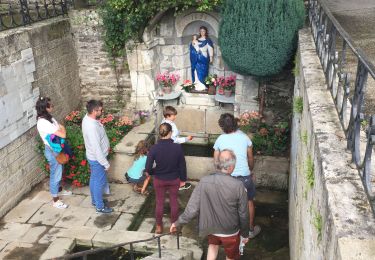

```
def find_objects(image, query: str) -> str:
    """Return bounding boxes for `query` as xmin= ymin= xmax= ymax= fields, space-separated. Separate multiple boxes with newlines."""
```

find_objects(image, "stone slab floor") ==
xmin=0 ymin=179 xmax=288 ymax=259
xmin=0 ymin=180 xmax=152 ymax=259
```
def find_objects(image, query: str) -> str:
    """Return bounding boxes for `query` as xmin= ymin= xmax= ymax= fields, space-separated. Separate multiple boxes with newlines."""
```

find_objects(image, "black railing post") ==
xmin=157 ymin=237 xmax=161 ymax=258
xmin=130 ymin=243 xmax=135 ymax=260
xmin=177 ymin=232 xmax=180 ymax=250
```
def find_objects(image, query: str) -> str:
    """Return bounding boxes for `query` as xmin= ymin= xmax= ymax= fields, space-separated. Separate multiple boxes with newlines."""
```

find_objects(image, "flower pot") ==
xmin=207 ymin=85 xmax=216 ymax=95
xmin=217 ymin=86 xmax=224 ymax=95
xmin=162 ymin=86 xmax=172 ymax=94
xmin=224 ymin=89 xmax=232 ymax=97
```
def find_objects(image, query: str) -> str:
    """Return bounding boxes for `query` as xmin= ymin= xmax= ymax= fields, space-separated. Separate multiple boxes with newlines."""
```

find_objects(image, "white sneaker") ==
xmin=53 ymin=200 xmax=68 ymax=209
xmin=59 ymin=189 xmax=72 ymax=196
xmin=249 ymin=225 xmax=261 ymax=239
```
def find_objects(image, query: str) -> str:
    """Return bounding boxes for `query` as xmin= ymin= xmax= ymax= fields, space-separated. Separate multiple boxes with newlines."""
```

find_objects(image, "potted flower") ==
xmin=217 ymin=75 xmax=236 ymax=97
xmin=181 ymin=79 xmax=195 ymax=93
xmin=156 ymin=71 xmax=180 ymax=94
xmin=205 ymin=74 xmax=217 ymax=95
xmin=224 ymin=75 xmax=236 ymax=97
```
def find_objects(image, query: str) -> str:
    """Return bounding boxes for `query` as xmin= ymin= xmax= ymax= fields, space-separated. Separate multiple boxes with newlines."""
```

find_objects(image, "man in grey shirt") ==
xmin=170 ymin=150 xmax=249 ymax=260
xmin=82 ymin=100 xmax=113 ymax=214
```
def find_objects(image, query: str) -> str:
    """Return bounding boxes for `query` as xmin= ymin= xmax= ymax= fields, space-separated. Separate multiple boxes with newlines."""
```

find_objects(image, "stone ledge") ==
xmin=39 ymin=237 xmax=75 ymax=260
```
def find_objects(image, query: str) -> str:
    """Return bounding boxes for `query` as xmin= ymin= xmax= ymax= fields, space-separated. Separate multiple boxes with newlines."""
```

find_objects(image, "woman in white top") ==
xmin=36 ymin=97 xmax=71 ymax=209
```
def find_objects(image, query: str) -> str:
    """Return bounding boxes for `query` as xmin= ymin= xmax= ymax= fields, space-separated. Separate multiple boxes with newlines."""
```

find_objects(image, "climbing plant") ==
xmin=100 ymin=0 xmax=223 ymax=58
xmin=219 ymin=0 xmax=305 ymax=77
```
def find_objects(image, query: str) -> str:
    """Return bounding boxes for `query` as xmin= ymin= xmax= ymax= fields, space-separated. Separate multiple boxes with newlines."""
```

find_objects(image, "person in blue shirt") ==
xmin=125 ymin=140 xmax=151 ymax=195
xmin=213 ymin=113 xmax=261 ymax=239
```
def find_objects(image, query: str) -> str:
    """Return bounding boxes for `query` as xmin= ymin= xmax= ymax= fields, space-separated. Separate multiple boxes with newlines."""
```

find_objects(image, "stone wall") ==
xmin=0 ymin=17 xmax=81 ymax=217
xmin=69 ymin=9 xmax=132 ymax=110
xmin=289 ymin=28 xmax=375 ymax=260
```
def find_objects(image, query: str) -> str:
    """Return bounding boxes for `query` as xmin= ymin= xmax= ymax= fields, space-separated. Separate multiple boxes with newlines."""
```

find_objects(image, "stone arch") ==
xmin=175 ymin=11 xmax=220 ymax=38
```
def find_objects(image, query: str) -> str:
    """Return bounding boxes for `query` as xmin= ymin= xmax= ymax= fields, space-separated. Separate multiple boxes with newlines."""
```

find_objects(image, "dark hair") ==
xmin=86 ymin=100 xmax=103 ymax=114
xmin=163 ymin=106 xmax=177 ymax=118
xmin=218 ymin=113 xmax=238 ymax=133
xmin=134 ymin=140 xmax=150 ymax=160
xmin=36 ymin=97 xmax=53 ymax=123
xmin=199 ymin=26 xmax=209 ymax=38
xmin=159 ymin=123 xmax=172 ymax=138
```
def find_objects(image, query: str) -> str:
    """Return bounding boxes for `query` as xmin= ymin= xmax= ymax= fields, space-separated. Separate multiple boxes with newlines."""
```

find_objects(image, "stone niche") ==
xmin=126 ymin=9 xmax=259 ymax=115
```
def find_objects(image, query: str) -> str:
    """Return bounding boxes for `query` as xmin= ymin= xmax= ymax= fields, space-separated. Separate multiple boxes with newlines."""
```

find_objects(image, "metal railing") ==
xmin=308 ymin=0 xmax=375 ymax=203
xmin=0 ymin=0 xmax=70 ymax=31
xmin=52 ymin=231 xmax=181 ymax=260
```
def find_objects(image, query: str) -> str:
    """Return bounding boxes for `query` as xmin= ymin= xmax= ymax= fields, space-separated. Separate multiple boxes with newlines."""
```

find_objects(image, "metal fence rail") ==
xmin=308 ymin=0 xmax=375 ymax=204
xmin=0 ymin=0 xmax=70 ymax=31
xmin=52 ymin=231 xmax=180 ymax=260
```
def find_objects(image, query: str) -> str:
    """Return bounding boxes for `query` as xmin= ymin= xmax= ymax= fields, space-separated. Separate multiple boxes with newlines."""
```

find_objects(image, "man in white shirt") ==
xmin=82 ymin=100 xmax=113 ymax=214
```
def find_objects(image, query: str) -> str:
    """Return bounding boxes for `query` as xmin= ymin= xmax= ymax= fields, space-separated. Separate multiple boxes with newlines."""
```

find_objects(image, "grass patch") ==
xmin=300 ymin=130 xmax=308 ymax=145
xmin=312 ymin=209 xmax=323 ymax=242
xmin=306 ymin=154 xmax=314 ymax=188
xmin=293 ymin=96 xmax=303 ymax=114
xmin=292 ymin=52 xmax=300 ymax=77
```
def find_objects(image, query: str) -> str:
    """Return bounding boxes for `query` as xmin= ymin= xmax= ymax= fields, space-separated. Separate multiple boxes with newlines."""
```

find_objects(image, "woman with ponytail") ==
xmin=36 ymin=97 xmax=71 ymax=209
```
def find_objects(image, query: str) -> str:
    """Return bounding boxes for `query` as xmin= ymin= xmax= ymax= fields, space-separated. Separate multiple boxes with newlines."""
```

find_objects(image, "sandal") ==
xmin=133 ymin=185 xmax=141 ymax=193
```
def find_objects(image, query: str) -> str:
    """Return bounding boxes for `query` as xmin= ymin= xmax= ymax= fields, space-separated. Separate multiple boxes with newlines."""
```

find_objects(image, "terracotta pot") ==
xmin=207 ymin=85 xmax=216 ymax=95
xmin=224 ymin=89 xmax=232 ymax=97
xmin=162 ymin=86 xmax=172 ymax=94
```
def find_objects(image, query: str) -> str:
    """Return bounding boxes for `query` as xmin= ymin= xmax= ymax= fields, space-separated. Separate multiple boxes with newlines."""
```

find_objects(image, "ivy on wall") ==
xmin=100 ymin=0 xmax=223 ymax=58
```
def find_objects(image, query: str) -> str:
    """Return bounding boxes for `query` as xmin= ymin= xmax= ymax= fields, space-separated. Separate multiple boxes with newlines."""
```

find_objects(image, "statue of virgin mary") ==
xmin=190 ymin=26 xmax=214 ymax=91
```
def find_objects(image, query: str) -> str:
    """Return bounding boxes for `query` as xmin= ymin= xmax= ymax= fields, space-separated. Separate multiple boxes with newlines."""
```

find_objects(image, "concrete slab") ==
xmin=137 ymin=218 xmax=154 ymax=233
xmin=85 ymin=212 xmax=121 ymax=231
xmin=108 ymin=152 xmax=135 ymax=183
xmin=0 ymin=223 xmax=32 ymax=242
xmin=72 ymin=185 xmax=91 ymax=196
xmin=40 ymin=237 xmax=75 ymax=260
xmin=80 ymin=196 xmax=94 ymax=208
xmin=338 ymin=237 xmax=375 ymax=260
xmin=205 ymin=109 xmax=223 ymax=134
xmin=2 ymin=199 xmax=44 ymax=223
xmin=55 ymin=206 xmax=95 ymax=228
xmin=17 ymin=225 xmax=48 ymax=244
xmin=186 ymin=156 xmax=215 ymax=180
xmin=111 ymin=213 xmax=133 ymax=231
xmin=119 ymin=194 xmax=146 ymax=214
xmin=174 ymin=108 xmax=205 ymax=133
xmin=27 ymin=204 xmax=65 ymax=226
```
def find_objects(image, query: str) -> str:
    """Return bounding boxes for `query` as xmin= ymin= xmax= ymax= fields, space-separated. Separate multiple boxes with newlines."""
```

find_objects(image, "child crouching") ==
xmin=125 ymin=140 xmax=151 ymax=195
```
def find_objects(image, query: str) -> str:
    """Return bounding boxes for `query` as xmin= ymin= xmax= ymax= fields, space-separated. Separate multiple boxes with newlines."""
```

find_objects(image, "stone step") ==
xmin=142 ymin=249 xmax=193 ymax=260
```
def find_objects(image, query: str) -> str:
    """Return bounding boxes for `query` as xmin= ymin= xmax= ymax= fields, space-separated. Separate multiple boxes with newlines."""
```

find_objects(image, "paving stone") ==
xmin=72 ymin=185 xmax=91 ymax=196
xmin=85 ymin=212 xmax=120 ymax=231
xmin=2 ymin=199 xmax=44 ymax=223
xmin=59 ymin=194 xmax=86 ymax=207
xmin=0 ymin=223 xmax=32 ymax=242
xmin=92 ymin=230 xmax=152 ymax=248
xmin=80 ymin=196 xmax=94 ymax=208
xmin=39 ymin=227 xmax=99 ymax=246
xmin=137 ymin=218 xmax=154 ymax=233
xmin=111 ymin=213 xmax=133 ymax=231
xmin=27 ymin=203 xmax=65 ymax=226
xmin=119 ymin=194 xmax=146 ymax=214
xmin=40 ymin=238 xmax=75 ymax=260
xmin=0 ymin=240 xmax=8 ymax=252
xmin=106 ymin=183 xmax=134 ymax=201
xmin=17 ymin=225 xmax=48 ymax=244
xmin=55 ymin=206 xmax=95 ymax=228
xmin=31 ymin=190 xmax=52 ymax=203
xmin=38 ymin=227 xmax=63 ymax=244
xmin=0 ymin=242 xmax=35 ymax=260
